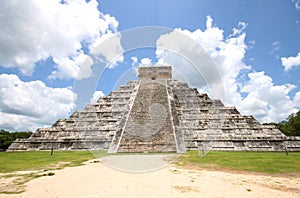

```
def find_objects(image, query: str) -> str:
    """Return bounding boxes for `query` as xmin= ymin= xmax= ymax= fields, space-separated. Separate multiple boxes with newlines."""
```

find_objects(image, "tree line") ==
xmin=275 ymin=111 xmax=300 ymax=136
xmin=0 ymin=130 xmax=32 ymax=151
xmin=263 ymin=111 xmax=300 ymax=136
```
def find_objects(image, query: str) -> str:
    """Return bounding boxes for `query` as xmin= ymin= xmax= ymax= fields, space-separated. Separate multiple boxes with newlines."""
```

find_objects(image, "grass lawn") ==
xmin=0 ymin=150 xmax=299 ymax=194
xmin=177 ymin=151 xmax=300 ymax=174
xmin=0 ymin=150 xmax=106 ymax=173
xmin=0 ymin=150 xmax=107 ymax=194
xmin=1 ymin=150 xmax=299 ymax=174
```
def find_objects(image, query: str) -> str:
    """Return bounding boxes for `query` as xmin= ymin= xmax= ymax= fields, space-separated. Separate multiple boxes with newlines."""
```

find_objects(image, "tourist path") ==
xmin=2 ymin=155 xmax=299 ymax=198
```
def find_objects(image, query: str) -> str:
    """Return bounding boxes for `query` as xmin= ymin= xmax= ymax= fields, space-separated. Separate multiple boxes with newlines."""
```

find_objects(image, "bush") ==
xmin=0 ymin=130 xmax=32 ymax=151
xmin=277 ymin=111 xmax=300 ymax=136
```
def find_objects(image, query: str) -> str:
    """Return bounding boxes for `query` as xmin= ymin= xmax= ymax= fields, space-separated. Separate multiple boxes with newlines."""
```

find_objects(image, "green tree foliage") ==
xmin=0 ymin=130 xmax=32 ymax=151
xmin=277 ymin=111 xmax=300 ymax=136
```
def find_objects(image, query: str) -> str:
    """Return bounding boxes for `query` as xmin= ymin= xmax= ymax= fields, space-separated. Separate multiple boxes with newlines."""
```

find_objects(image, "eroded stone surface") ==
xmin=8 ymin=66 xmax=300 ymax=152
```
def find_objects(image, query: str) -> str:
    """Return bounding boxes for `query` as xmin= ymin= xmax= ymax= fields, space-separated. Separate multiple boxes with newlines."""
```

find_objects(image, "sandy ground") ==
xmin=1 ymin=155 xmax=300 ymax=198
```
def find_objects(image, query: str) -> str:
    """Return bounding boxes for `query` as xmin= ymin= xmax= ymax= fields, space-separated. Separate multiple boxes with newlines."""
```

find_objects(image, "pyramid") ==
xmin=8 ymin=66 xmax=300 ymax=152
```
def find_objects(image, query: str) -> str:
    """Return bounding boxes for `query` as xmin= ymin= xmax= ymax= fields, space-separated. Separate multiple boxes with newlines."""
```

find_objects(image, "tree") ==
xmin=0 ymin=130 xmax=32 ymax=151
xmin=277 ymin=111 xmax=300 ymax=136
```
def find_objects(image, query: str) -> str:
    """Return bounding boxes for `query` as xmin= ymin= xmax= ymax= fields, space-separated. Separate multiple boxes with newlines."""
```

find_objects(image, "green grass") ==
xmin=0 ymin=150 xmax=106 ymax=173
xmin=0 ymin=150 xmax=107 ymax=194
xmin=1 ymin=150 xmax=299 ymax=174
xmin=1 ymin=150 xmax=299 ymax=194
xmin=177 ymin=151 xmax=300 ymax=174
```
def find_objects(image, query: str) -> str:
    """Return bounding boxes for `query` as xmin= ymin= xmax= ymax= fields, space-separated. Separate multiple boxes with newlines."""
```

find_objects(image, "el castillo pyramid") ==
xmin=8 ymin=66 xmax=300 ymax=152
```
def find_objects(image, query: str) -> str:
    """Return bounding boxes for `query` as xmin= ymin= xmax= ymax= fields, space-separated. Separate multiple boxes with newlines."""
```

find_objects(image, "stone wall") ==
xmin=138 ymin=66 xmax=172 ymax=81
xmin=8 ymin=80 xmax=139 ymax=151
xmin=167 ymin=79 xmax=296 ymax=151
xmin=8 ymin=66 xmax=300 ymax=152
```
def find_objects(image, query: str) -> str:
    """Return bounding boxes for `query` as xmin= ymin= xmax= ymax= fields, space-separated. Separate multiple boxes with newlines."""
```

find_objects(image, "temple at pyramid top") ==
xmin=8 ymin=66 xmax=300 ymax=152
xmin=138 ymin=66 xmax=172 ymax=81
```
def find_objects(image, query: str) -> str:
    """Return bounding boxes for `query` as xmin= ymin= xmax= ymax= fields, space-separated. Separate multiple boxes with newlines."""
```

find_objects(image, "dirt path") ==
xmin=1 ymin=155 xmax=299 ymax=198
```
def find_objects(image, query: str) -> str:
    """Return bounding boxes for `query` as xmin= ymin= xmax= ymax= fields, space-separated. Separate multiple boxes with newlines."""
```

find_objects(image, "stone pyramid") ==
xmin=8 ymin=66 xmax=300 ymax=152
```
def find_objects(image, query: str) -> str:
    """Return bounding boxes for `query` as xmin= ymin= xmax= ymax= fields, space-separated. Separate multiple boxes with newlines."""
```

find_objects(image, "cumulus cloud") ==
xmin=155 ymin=16 xmax=298 ymax=123
xmin=90 ymin=91 xmax=105 ymax=103
xmin=281 ymin=52 xmax=300 ymax=71
xmin=0 ymin=74 xmax=75 ymax=131
xmin=156 ymin=16 xmax=248 ymax=102
xmin=89 ymin=32 xmax=124 ymax=69
xmin=294 ymin=92 xmax=300 ymax=107
xmin=131 ymin=56 xmax=138 ymax=66
xmin=50 ymin=52 xmax=94 ymax=80
xmin=140 ymin=58 xmax=152 ymax=65
xmin=240 ymin=71 xmax=297 ymax=122
xmin=0 ymin=0 xmax=122 ymax=79
xmin=130 ymin=57 xmax=153 ymax=67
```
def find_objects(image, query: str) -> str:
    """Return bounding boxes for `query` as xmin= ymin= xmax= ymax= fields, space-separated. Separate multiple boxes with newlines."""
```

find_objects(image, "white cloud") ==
xmin=131 ymin=56 xmax=138 ymax=66
xmin=239 ymin=93 xmax=268 ymax=118
xmin=140 ymin=58 xmax=152 ymax=65
xmin=281 ymin=52 xmax=300 ymax=71
xmin=0 ymin=74 xmax=75 ymax=131
xmin=155 ymin=15 xmax=298 ymax=123
xmin=50 ymin=52 xmax=94 ymax=80
xmin=156 ymin=16 xmax=248 ymax=103
xmin=89 ymin=32 xmax=124 ymax=69
xmin=130 ymin=57 xmax=153 ymax=67
xmin=182 ymin=16 xmax=225 ymax=54
xmin=90 ymin=91 xmax=105 ymax=103
xmin=231 ymin=21 xmax=247 ymax=36
xmin=0 ymin=0 xmax=121 ymax=79
xmin=294 ymin=92 xmax=300 ymax=107
xmin=240 ymin=71 xmax=297 ymax=122
xmin=76 ymin=54 xmax=94 ymax=80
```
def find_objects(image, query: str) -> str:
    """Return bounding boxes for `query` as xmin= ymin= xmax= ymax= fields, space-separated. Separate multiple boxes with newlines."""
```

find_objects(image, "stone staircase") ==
xmin=8 ymin=66 xmax=300 ymax=152
xmin=8 ymin=81 xmax=139 ymax=151
xmin=115 ymin=80 xmax=177 ymax=153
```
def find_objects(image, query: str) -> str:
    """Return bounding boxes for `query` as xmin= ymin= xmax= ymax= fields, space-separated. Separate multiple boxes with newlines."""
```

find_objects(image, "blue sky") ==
xmin=0 ymin=0 xmax=299 ymax=131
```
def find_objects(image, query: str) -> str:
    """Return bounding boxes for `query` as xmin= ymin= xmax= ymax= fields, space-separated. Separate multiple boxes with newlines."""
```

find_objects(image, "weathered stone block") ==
xmin=8 ymin=66 xmax=300 ymax=152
